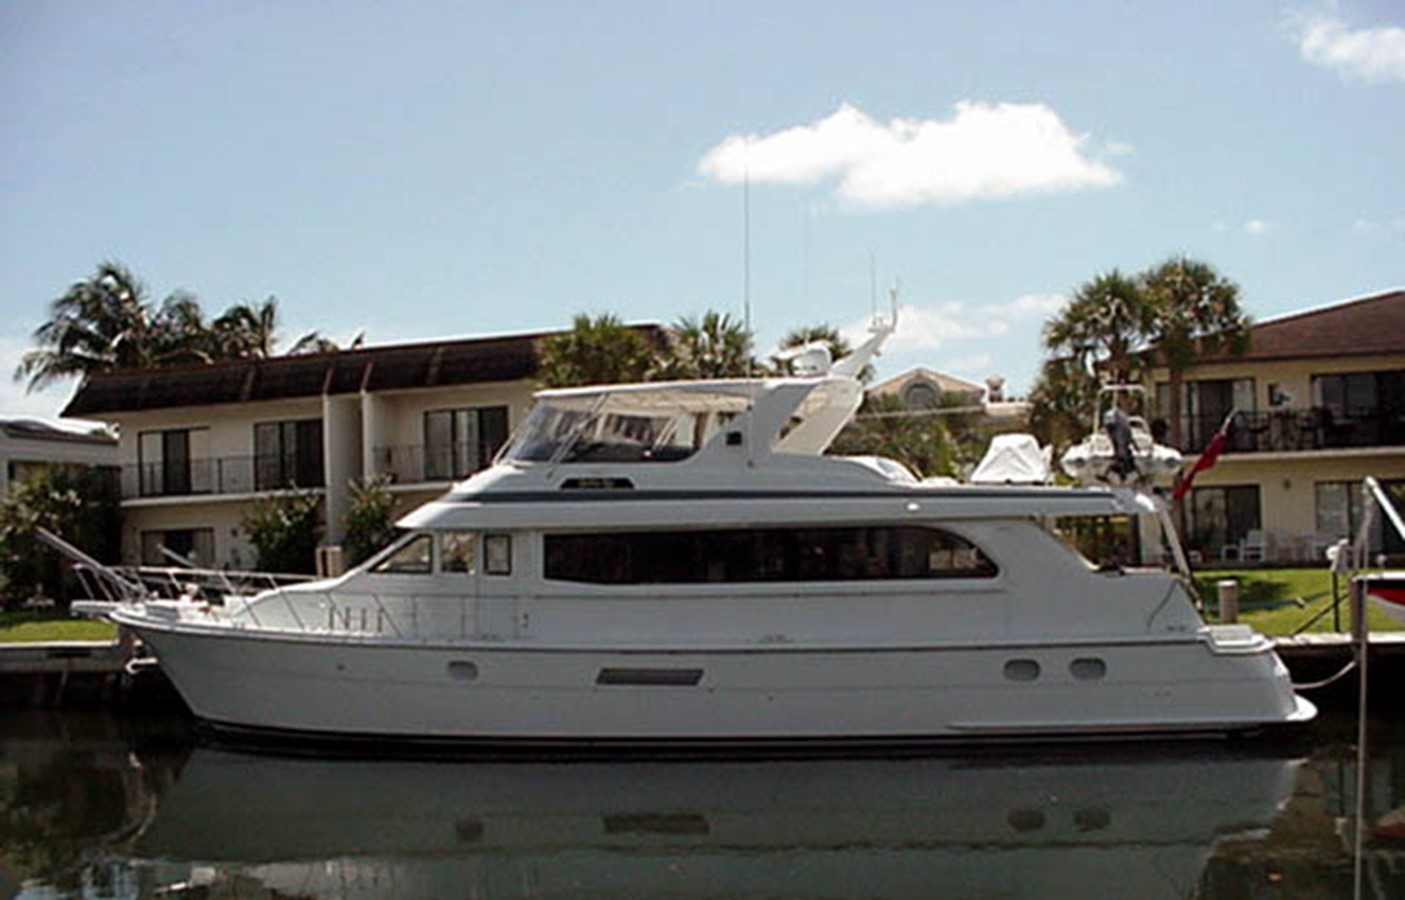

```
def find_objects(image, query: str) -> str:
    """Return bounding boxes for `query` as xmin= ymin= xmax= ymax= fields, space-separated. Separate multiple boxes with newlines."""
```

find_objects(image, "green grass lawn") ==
xmin=0 ymin=609 xmax=117 ymax=644
xmin=1194 ymin=567 xmax=1399 ymax=636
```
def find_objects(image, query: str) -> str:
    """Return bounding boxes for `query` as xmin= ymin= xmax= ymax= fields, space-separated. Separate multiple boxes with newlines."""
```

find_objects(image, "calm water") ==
xmin=4 ymin=709 xmax=1405 ymax=899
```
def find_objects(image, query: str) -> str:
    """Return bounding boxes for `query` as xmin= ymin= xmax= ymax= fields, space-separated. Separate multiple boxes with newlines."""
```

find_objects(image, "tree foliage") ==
xmin=1041 ymin=270 xmax=1151 ymax=385
xmin=1033 ymin=257 xmax=1250 ymax=447
xmin=1025 ymin=357 xmax=1102 ymax=450
xmin=15 ymin=261 xmax=337 ymax=391
xmin=0 ymin=465 xmax=120 ymax=610
xmin=830 ymin=394 xmax=958 ymax=479
xmin=1140 ymin=257 xmax=1251 ymax=443
xmin=656 ymin=311 xmax=754 ymax=380
xmin=536 ymin=314 xmax=657 ymax=387
xmin=774 ymin=323 xmax=874 ymax=382
xmin=242 ymin=491 xmax=322 ymax=574
xmin=342 ymin=475 xmax=398 ymax=566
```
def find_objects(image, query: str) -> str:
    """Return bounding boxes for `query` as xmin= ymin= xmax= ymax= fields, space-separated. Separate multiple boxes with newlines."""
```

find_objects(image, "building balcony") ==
xmin=1176 ymin=407 xmax=1405 ymax=456
xmin=121 ymin=456 xmax=325 ymax=500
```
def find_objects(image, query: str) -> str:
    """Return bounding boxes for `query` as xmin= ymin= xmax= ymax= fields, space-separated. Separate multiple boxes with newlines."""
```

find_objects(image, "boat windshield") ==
xmin=502 ymin=402 xmax=700 ymax=464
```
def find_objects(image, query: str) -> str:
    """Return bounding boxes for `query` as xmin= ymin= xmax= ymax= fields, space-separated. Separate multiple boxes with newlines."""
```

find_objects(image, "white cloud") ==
xmin=1243 ymin=218 xmax=1271 ymax=236
xmin=1354 ymin=216 xmax=1405 ymax=233
xmin=1291 ymin=13 xmax=1405 ymax=83
xmin=698 ymin=102 xmax=1125 ymax=209
xmin=837 ymin=293 xmax=1068 ymax=355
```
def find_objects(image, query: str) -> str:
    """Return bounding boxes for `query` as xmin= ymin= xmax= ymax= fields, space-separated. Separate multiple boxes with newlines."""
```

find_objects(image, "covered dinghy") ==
xmin=969 ymin=434 xmax=1052 ymax=485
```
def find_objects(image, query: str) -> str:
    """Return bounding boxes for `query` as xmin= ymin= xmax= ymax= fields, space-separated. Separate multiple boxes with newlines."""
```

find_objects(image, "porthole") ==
xmin=1008 ymin=808 xmax=1046 ymax=832
xmin=447 ymin=661 xmax=479 ymax=682
xmin=1003 ymin=659 xmax=1041 ymax=682
xmin=1069 ymin=658 xmax=1107 ymax=681
xmin=1074 ymin=807 xmax=1111 ymax=832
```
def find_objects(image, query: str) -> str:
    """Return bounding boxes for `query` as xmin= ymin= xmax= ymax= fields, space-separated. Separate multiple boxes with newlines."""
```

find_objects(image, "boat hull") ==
xmin=119 ymin=614 xmax=1313 ymax=748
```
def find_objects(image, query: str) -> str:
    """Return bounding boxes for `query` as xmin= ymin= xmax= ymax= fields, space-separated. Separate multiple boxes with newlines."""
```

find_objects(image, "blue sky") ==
xmin=2 ymin=0 xmax=1402 ymax=422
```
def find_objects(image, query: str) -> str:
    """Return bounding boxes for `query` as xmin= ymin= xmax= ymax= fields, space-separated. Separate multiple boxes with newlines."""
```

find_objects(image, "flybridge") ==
xmin=498 ymin=309 xmax=900 ymax=467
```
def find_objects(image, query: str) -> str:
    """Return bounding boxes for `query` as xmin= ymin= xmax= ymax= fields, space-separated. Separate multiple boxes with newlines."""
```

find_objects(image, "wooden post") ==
xmin=1216 ymin=579 xmax=1239 ymax=623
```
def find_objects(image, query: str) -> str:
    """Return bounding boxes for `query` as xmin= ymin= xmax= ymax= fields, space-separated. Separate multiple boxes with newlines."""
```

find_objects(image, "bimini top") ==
xmin=498 ymin=375 xmax=865 ymax=466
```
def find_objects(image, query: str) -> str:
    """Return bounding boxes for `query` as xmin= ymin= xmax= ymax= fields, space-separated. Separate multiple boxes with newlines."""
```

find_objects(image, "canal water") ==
xmin=4 ymin=709 xmax=1405 ymax=899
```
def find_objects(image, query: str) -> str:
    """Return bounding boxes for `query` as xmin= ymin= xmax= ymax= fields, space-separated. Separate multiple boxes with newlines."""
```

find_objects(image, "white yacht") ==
xmin=98 ymin=320 xmax=1314 ymax=747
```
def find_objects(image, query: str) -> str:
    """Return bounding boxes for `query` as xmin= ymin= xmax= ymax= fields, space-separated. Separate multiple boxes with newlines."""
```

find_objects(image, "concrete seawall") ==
xmin=0 ymin=639 xmax=184 ymax=710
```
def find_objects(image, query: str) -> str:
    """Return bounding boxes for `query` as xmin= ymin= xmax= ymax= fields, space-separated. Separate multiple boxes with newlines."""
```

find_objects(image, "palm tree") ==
xmin=151 ymin=291 xmax=219 ymax=365
xmin=537 ymin=314 xmax=657 ymax=387
xmin=1025 ymin=356 xmax=1102 ymax=451
xmin=17 ymin=264 xmax=310 ymax=389
xmin=656 ymin=310 xmax=754 ymax=380
xmin=1041 ymin=270 xmax=1152 ymax=386
xmin=1140 ymin=257 xmax=1251 ymax=445
xmin=210 ymin=297 xmax=280 ymax=359
xmin=16 ymin=261 xmax=161 ymax=391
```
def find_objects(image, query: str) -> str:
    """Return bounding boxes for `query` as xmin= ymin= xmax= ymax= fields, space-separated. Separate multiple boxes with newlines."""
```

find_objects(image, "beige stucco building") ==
xmin=60 ymin=329 xmax=652 ymax=570
xmin=0 ymin=418 xmax=117 ymax=496
xmin=1140 ymin=289 xmax=1404 ymax=565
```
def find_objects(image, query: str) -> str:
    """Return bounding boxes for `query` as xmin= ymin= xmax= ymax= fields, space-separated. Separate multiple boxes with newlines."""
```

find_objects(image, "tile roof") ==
xmin=0 ymin=418 xmax=116 ymax=447
xmin=1194 ymin=288 xmax=1405 ymax=363
xmin=61 ymin=326 xmax=664 ymax=417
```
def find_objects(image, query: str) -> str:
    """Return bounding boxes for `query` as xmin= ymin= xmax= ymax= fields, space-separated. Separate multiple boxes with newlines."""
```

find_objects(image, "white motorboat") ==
xmin=1059 ymin=386 xmax=1183 ymax=488
xmin=96 ymin=318 xmax=1313 ymax=747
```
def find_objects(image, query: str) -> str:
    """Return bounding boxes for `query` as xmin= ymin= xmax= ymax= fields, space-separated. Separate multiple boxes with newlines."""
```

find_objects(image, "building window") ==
xmin=255 ymin=420 xmax=324 ymax=490
xmin=140 ymin=528 xmax=215 ymax=567
xmin=544 ymin=525 xmax=997 ymax=585
xmin=901 ymin=381 xmax=940 ymax=410
xmin=138 ymin=428 xmax=210 ymax=496
xmin=1185 ymin=485 xmax=1260 ymax=559
xmin=423 ymin=407 xmax=509 ymax=481
xmin=1156 ymin=379 xmax=1254 ymax=452
xmin=1311 ymin=370 xmax=1405 ymax=448
xmin=1316 ymin=480 xmax=1405 ymax=560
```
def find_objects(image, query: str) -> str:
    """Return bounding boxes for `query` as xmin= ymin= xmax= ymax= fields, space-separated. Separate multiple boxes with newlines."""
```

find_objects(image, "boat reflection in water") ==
xmin=126 ymin=745 xmax=1303 ymax=899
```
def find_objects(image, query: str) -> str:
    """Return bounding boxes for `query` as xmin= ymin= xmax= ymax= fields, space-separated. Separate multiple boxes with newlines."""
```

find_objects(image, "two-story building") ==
xmin=1143 ymin=289 xmax=1405 ymax=565
xmin=60 ymin=328 xmax=660 ymax=570
xmin=0 ymin=418 xmax=118 ymax=496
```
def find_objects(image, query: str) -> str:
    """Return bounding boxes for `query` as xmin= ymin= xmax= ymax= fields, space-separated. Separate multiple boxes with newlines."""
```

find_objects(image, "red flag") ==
xmin=1172 ymin=411 xmax=1235 ymax=502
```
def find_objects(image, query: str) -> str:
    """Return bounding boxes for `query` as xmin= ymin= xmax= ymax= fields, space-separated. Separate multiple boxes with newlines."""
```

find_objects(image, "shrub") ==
xmin=343 ymin=475 xmax=398 ymax=566
xmin=0 ymin=465 xmax=120 ymax=611
xmin=242 ymin=490 xmax=321 ymax=574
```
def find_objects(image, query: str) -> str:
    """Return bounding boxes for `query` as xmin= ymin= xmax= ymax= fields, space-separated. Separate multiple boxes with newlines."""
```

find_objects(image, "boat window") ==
xmin=544 ymin=526 xmax=997 ymax=585
xmin=501 ymin=403 xmax=698 ymax=464
xmin=371 ymin=534 xmax=433 ymax=575
xmin=442 ymin=532 xmax=477 ymax=573
xmin=484 ymin=534 xmax=512 ymax=575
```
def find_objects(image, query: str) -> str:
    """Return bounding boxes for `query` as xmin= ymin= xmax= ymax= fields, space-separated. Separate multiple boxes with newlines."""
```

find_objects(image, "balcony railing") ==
xmin=1176 ymin=407 xmax=1405 ymax=455
xmin=122 ymin=456 xmax=325 ymax=500
xmin=373 ymin=444 xmax=491 ymax=485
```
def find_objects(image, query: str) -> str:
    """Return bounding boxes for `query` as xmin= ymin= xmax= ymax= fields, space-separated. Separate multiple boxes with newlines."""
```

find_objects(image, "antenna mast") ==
xmin=742 ymin=146 xmax=752 ymax=376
